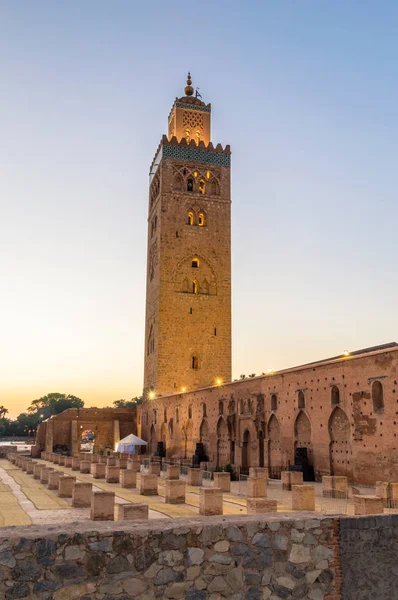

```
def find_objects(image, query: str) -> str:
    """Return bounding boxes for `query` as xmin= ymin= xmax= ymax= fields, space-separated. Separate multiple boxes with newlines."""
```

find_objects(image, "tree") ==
xmin=113 ymin=397 xmax=143 ymax=409
xmin=27 ymin=393 xmax=84 ymax=417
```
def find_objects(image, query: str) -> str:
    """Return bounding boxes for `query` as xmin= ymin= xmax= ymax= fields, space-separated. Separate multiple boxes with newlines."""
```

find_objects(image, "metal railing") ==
xmin=201 ymin=470 xmax=213 ymax=487
xmin=238 ymin=474 xmax=248 ymax=496
xmin=320 ymin=490 xmax=348 ymax=515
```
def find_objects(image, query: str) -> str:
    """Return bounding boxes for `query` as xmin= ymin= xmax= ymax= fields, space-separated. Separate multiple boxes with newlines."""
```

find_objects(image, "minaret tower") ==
xmin=144 ymin=73 xmax=232 ymax=396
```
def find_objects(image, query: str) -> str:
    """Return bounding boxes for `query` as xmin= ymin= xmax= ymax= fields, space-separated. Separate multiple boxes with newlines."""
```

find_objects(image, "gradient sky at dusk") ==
xmin=1 ymin=1 xmax=397 ymax=417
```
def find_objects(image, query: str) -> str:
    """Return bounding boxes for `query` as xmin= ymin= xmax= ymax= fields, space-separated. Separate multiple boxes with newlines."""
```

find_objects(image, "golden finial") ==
xmin=184 ymin=71 xmax=194 ymax=96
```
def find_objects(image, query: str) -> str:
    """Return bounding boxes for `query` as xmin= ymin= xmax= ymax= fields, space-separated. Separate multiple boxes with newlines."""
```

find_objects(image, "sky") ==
xmin=1 ymin=1 xmax=398 ymax=418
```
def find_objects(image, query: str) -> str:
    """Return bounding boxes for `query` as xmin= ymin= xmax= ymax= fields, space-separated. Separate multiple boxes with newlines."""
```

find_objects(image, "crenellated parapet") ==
xmin=150 ymin=135 xmax=231 ymax=173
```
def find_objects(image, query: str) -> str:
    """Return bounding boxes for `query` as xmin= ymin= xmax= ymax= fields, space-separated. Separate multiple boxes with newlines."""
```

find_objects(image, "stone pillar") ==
xmin=48 ymin=471 xmax=62 ymax=490
xmin=79 ymin=452 xmax=88 ymax=461
xmin=99 ymin=456 xmax=107 ymax=464
xmin=165 ymin=479 xmax=186 ymax=504
xmin=128 ymin=459 xmax=141 ymax=473
xmin=72 ymin=458 xmax=81 ymax=471
xmin=149 ymin=462 xmax=160 ymax=476
xmin=91 ymin=463 xmax=106 ymax=479
xmin=354 ymin=495 xmax=384 ymax=515
xmin=58 ymin=476 xmax=76 ymax=498
xmin=249 ymin=467 xmax=269 ymax=479
xmin=26 ymin=461 xmax=36 ymax=474
xmin=72 ymin=482 xmax=93 ymax=508
xmin=166 ymin=465 xmax=180 ymax=480
xmin=118 ymin=458 xmax=128 ymax=470
xmin=40 ymin=467 xmax=52 ymax=484
xmin=120 ymin=470 xmax=136 ymax=489
xmin=213 ymin=472 xmax=231 ymax=492
xmin=199 ymin=487 xmax=223 ymax=516
xmin=64 ymin=457 xmax=73 ymax=468
xmin=247 ymin=498 xmax=278 ymax=514
xmin=105 ymin=466 xmax=120 ymax=483
xmin=375 ymin=481 xmax=389 ymax=506
xmin=90 ymin=491 xmax=115 ymax=521
xmin=139 ymin=474 xmax=158 ymax=495
xmin=113 ymin=420 xmax=120 ymax=453
xmin=187 ymin=468 xmax=201 ymax=486
xmin=59 ymin=456 xmax=66 ymax=466
xmin=247 ymin=477 xmax=266 ymax=498
xmin=281 ymin=471 xmax=291 ymax=491
xmin=91 ymin=454 xmax=99 ymax=464
xmin=20 ymin=457 xmax=28 ymax=471
xmin=70 ymin=420 xmax=79 ymax=457
xmin=33 ymin=464 xmax=42 ymax=480
xmin=322 ymin=475 xmax=348 ymax=498
xmin=106 ymin=457 xmax=117 ymax=467
xmin=292 ymin=485 xmax=315 ymax=511
xmin=117 ymin=503 xmax=149 ymax=521
xmin=79 ymin=460 xmax=91 ymax=474
xmin=54 ymin=455 xmax=61 ymax=465
xmin=290 ymin=471 xmax=303 ymax=486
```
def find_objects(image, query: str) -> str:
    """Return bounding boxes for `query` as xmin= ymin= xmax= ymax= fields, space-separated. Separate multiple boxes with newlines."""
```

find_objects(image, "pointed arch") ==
xmin=200 ymin=419 xmax=209 ymax=455
xmin=328 ymin=407 xmax=352 ymax=478
xmin=173 ymin=173 xmax=183 ymax=191
xmin=372 ymin=381 xmax=384 ymax=413
xmin=150 ymin=424 xmax=157 ymax=455
xmin=216 ymin=417 xmax=229 ymax=467
xmin=202 ymin=278 xmax=209 ymax=295
xmin=267 ymin=414 xmax=282 ymax=477
xmin=242 ymin=429 xmax=251 ymax=472
xmin=294 ymin=410 xmax=313 ymax=467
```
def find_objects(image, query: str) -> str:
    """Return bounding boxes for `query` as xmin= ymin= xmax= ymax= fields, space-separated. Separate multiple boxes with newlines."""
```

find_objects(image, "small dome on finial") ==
xmin=184 ymin=71 xmax=194 ymax=96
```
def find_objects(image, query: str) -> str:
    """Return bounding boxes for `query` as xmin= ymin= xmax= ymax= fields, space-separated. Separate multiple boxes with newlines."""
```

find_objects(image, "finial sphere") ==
xmin=184 ymin=71 xmax=194 ymax=96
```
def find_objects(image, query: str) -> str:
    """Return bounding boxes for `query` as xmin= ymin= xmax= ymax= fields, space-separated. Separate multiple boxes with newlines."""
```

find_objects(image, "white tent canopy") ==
xmin=117 ymin=433 xmax=147 ymax=454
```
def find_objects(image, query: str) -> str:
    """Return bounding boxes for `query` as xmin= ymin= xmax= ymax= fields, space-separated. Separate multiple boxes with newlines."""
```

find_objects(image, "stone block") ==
xmin=247 ymin=498 xmax=278 ymax=514
xmin=213 ymin=472 xmax=231 ymax=492
xmin=22 ymin=459 xmax=31 ymax=472
xmin=105 ymin=465 xmax=120 ymax=483
xmin=64 ymin=457 xmax=73 ymax=468
xmin=79 ymin=452 xmax=89 ymax=461
xmin=128 ymin=459 xmax=141 ymax=472
xmin=106 ymin=457 xmax=117 ymax=466
xmin=282 ymin=471 xmax=303 ymax=491
xmin=149 ymin=462 xmax=160 ymax=476
xmin=99 ymin=456 xmax=107 ymax=464
xmin=375 ymin=481 xmax=389 ymax=505
xmin=247 ymin=477 xmax=266 ymax=498
xmin=72 ymin=482 xmax=93 ymax=507
xmin=91 ymin=463 xmax=106 ymax=479
xmin=322 ymin=475 xmax=348 ymax=498
xmin=199 ymin=487 xmax=223 ymax=516
xmin=118 ymin=458 xmax=128 ymax=469
xmin=165 ymin=479 xmax=186 ymax=504
xmin=33 ymin=464 xmax=42 ymax=480
xmin=390 ymin=483 xmax=398 ymax=501
xmin=140 ymin=473 xmax=158 ymax=495
xmin=26 ymin=461 xmax=36 ymax=474
xmin=54 ymin=454 xmax=61 ymax=465
xmin=79 ymin=460 xmax=91 ymax=474
xmin=281 ymin=471 xmax=291 ymax=491
xmin=117 ymin=503 xmax=149 ymax=521
xmin=90 ymin=491 xmax=115 ymax=521
xmin=48 ymin=471 xmax=62 ymax=490
xmin=120 ymin=469 xmax=136 ymax=488
xmin=59 ymin=456 xmax=66 ymax=466
xmin=72 ymin=458 xmax=81 ymax=471
xmin=187 ymin=468 xmax=201 ymax=486
xmin=40 ymin=467 xmax=52 ymax=484
xmin=249 ymin=467 xmax=269 ymax=479
xmin=292 ymin=485 xmax=315 ymax=511
xmin=354 ymin=495 xmax=384 ymax=515
xmin=21 ymin=458 xmax=28 ymax=471
xmin=166 ymin=465 xmax=180 ymax=480
xmin=90 ymin=454 xmax=99 ymax=463
xmin=58 ymin=475 xmax=76 ymax=498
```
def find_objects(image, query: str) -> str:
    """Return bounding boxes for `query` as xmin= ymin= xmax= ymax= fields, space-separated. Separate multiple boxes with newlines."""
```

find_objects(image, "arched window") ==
xmin=202 ymin=403 xmax=207 ymax=417
xmin=372 ymin=381 xmax=384 ymax=413
xmin=298 ymin=391 xmax=305 ymax=409
xmin=219 ymin=401 xmax=224 ymax=415
xmin=195 ymin=130 xmax=201 ymax=145
xmin=202 ymin=279 xmax=209 ymax=294
xmin=164 ymin=409 xmax=167 ymax=423
xmin=331 ymin=386 xmax=340 ymax=406
xmin=188 ymin=405 xmax=192 ymax=419
xmin=173 ymin=174 xmax=183 ymax=191
xmin=192 ymin=355 xmax=199 ymax=370
xmin=192 ymin=258 xmax=199 ymax=268
xmin=187 ymin=178 xmax=193 ymax=192
xmin=198 ymin=212 xmax=205 ymax=227
xmin=240 ymin=399 xmax=244 ymax=414
xmin=185 ymin=128 xmax=191 ymax=143
xmin=147 ymin=326 xmax=154 ymax=355
xmin=210 ymin=180 xmax=219 ymax=195
xmin=192 ymin=279 xmax=198 ymax=294
xmin=199 ymin=179 xmax=206 ymax=194
xmin=187 ymin=211 xmax=194 ymax=225
xmin=271 ymin=394 xmax=278 ymax=411
xmin=176 ymin=407 xmax=179 ymax=423
xmin=151 ymin=215 xmax=157 ymax=237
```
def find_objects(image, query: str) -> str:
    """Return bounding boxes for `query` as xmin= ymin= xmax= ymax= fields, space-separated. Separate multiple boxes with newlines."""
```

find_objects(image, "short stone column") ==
xmin=105 ymin=466 xmax=120 ymax=483
xmin=322 ymin=475 xmax=348 ymax=498
xmin=165 ymin=479 xmax=186 ymax=504
xmin=64 ymin=457 xmax=73 ymax=468
xmin=282 ymin=471 xmax=303 ymax=491
xmin=72 ymin=482 xmax=93 ymax=507
xmin=58 ymin=476 xmax=76 ymax=498
xmin=117 ymin=503 xmax=149 ymax=521
xmin=22 ymin=460 xmax=32 ymax=472
xmin=187 ymin=468 xmax=201 ymax=486
xmin=249 ymin=467 xmax=269 ymax=479
xmin=128 ymin=459 xmax=141 ymax=473
xmin=120 ymin=470 xmax=136 ymax=489
xmin=91 ymin=454 xmax=99 ymax=464
xmin=139 ymin=473 xmax=158 ymax=495
xmin=118 ymin=458 xmax=128 ymax=470
xmin=21 ymin=458 xmax=28 ymax=471
xmin=199 ymin=487 xmax=223 ymax=516
xmin=26 ymin=461 xmax=36 ymax=474
xmin=59 ymin=456 xmax=66 ymax=466
xmin=247 ymin=498 xmax=278 ymax=514
xmin=149 ymin=462 xmax=160 ymax=476
xmin=91 ymin=491 xmax=115 ymax=521
xmin=40 ymin=467 xmax=52 ymax=484
xmin=54 ymin=455 xmax=61 ymax=465
xmin=79 ymin=452 xmax=88 ymax=461
xmin=33 ymin=464 xmax=42 ymax=480
xmin=99 ymin=456 xmax=107 ymax=464
xmin=71 ymin=458 xmax=81 ymax=471
xmin=106 ymin=457 xmax=117 ymax=466
xmin=292 ymin=485 xmax=315 ymax=511
xmin=375 ymin=481 xmax=389 ymax=506
xmin=213 ymin=472 xmax=231 ymax=492
xmin=354 ymin=495 xmax=384 ymax=515
xmin=247 ymin=477 xmax=266 ymax=498
xmin=48 ymin=471 xmax=62 ymax=490
xmin=79 ymin=460 xmax=91 ymax=474
xmin=91 ymin=463 xmax=106 ymax=479
xmin=166 ymin=465 xmax=180 ymax=480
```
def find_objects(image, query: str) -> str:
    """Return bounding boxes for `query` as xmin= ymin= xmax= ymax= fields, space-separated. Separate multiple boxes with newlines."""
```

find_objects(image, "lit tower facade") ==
xmin=144 ymin=74 xmax=231 ymax=396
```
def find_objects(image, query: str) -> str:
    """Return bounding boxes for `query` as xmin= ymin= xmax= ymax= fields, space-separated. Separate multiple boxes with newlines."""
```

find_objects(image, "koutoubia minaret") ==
xmin=143 ymin=73 xmax=232 ymax=396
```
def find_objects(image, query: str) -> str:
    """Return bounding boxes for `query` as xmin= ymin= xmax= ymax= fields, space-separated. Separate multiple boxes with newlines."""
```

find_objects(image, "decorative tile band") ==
xmin=162 ymin=145 xmax=230 ymax=167
xmin=175 ymin=102 xmax=211 ymax=113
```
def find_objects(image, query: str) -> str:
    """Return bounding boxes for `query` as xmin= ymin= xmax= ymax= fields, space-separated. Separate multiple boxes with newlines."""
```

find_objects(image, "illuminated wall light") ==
xmin=216 ymin=378 xmax=222 ymax=386
xmin=181 ymin=387 xmax=186 ymax=393
xmin=148 ymin=391 xmax=155 ymax=400
xmin=342 ymin=350 xmax=350 ymax=357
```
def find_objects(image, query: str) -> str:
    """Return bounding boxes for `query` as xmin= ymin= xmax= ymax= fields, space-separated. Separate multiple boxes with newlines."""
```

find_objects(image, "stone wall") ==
xmin=340 ymin=514 xmax=398 ymax=600
xmin=0 ymin=514 xmax=340 ymax=600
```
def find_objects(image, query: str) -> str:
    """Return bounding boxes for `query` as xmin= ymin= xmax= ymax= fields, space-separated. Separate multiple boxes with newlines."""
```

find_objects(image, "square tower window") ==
xmin=192 ymin=258 xmax=199 ymax=268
